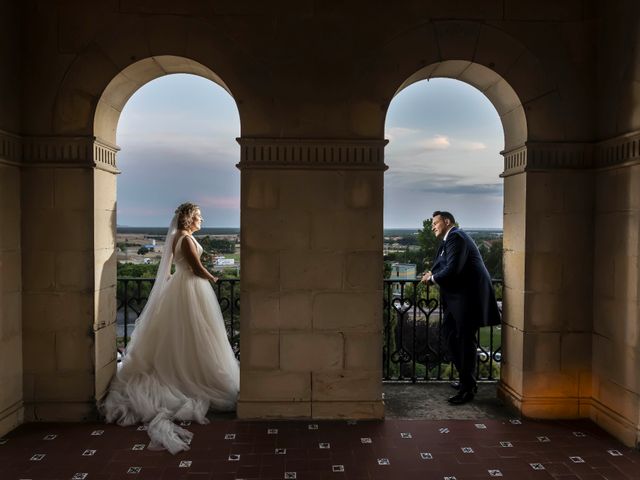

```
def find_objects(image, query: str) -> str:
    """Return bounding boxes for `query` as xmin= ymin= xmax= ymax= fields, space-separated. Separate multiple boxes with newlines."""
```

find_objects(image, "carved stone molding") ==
xmin=237 ymin=138 xmax=389 ymax=170
xmin=502 ymin=132 xmax=640 ymax=176
xmin=0 ymin=130 xmax=23 ymax=166
xmin=22 ymin=136 xmax=94 ymax=165
xmin=501 ymin=145 xmax=527 ymax=176
xmin=0 ymin=131 xmax=120 ymax=172
xmin=526 ymin=142 xmax=594 ymax=171
xmin=501 ymin=142 xmax=594 ymax=177
xmin=93 ymin=138 xmax=119 ymax=172
xmin=595 ymin=130 xmax=640 ymax=170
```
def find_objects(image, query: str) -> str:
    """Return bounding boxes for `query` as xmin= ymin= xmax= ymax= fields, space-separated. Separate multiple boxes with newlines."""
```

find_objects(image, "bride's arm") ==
xmin=181 ymin=236 xmax=218 ymax=283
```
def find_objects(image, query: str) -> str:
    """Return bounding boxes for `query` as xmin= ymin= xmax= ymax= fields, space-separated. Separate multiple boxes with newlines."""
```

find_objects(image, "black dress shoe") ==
xmin=448 ymin=390 xmax=475 ymax=405
xmin=450 ymin=382 xmax=478 ymax=393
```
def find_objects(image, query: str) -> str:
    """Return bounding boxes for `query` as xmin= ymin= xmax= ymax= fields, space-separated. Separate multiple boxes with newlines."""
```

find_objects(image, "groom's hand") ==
xmin=421 ymin=271 xmax=433 ymax=284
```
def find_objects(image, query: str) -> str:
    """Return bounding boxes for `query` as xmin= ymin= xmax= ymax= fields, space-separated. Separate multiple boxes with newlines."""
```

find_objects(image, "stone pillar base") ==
xmin=589 ymin=397 xmax=640 ymax=448
xmin=24 ymin=401 xmax=97 ymax=422
xmin=497 ymin=382 xmax=589 ymax=419
xmin=237 ymin=401 xmax=312 ymax=419
xmin=499 ymin=382 xmax=640 ymax=448
xmin=237 ymin=400 xmax=384 ymax=420
xmin=0 ymin=401 xmax=23 ymax=437
xmin=312 ymin=401 xmax=384 ymax=419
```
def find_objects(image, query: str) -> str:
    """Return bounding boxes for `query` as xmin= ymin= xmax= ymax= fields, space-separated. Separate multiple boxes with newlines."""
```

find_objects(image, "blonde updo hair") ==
xmin=175 ymin=202 xmax=200 ymax=230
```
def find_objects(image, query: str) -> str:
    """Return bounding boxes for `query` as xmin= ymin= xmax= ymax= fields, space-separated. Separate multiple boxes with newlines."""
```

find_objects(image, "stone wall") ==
xmin=21 ymin=1 xmax=593 ymax=142
xmin=591 ymin=157 xmax=640 ymax=446
xmin=589 ymin=0 xmax=640 ymax=447
xmin=4 ymin=0 xmax=639 ymax=447
xmin=0 ymin=0 xmax=23 ymax=438
xmin=0 ymin=158 xmax=23 ymax=436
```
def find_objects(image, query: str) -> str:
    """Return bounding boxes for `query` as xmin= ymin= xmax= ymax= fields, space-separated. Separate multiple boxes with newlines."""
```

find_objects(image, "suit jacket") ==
xmin=431 ymin=227 xmax=501 ymax=329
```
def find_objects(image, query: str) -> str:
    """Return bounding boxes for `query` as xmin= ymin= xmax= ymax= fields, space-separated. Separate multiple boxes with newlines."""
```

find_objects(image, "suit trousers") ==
xmin=442 ymin=312 xmax=477 ymax=392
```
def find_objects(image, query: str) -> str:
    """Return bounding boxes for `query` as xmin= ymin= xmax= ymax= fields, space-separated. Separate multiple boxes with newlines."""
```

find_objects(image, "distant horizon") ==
xmin=117 ymin=225 xmax=503 ymax=232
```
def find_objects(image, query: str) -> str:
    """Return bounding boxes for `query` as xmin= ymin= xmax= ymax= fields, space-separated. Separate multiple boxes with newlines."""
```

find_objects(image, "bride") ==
xmin=102 ymin=202 xmax=240 ymax=454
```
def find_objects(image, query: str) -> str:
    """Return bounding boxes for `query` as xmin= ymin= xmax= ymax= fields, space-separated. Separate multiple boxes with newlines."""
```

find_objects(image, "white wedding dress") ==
xmin=102 ymin=232 xmax=240 ymax=454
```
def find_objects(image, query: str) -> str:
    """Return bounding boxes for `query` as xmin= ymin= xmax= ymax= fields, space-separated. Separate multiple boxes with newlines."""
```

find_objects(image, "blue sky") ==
xmin=116 ymin=75 xmax=504 ymax=229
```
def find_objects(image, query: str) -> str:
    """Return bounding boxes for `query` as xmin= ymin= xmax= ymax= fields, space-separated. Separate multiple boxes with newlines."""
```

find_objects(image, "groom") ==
xmin=421 ymin=211 xmax=501 ymax=405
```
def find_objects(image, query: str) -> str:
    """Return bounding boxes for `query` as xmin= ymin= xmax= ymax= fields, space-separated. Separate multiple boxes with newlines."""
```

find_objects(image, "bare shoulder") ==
xmin=173 ymin=234 xmax=194 ymax=254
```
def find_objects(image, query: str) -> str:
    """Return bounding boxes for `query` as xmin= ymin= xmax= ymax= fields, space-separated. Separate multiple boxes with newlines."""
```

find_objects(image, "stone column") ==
xmin=21 ymin=136 xmax=118 ymax=421
xmin=499 ymin=142 xmax=594 ymax=418
xmin=237 ymin=138 xmax=386 ymax=419
xmin=0 ymin=130 xmax=23 ymax=436
xmin=590 ymin=132 xmax=640 ymax=446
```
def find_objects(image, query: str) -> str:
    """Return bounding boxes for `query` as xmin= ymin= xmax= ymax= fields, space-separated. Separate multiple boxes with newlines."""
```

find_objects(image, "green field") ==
xmin=479 ymin=325 xmax=501 ymax=349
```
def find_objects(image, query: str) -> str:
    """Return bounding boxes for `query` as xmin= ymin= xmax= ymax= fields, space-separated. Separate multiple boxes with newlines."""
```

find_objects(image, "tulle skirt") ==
xmin=101 ymin=269 xmax=240 ymax=454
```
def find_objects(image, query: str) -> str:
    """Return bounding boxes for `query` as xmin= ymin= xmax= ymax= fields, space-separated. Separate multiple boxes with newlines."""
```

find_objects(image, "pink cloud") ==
xmin=419 ymin=135 xmax=451 ymax=150
xmin=197 ymin=195 xmax=240 ymax=210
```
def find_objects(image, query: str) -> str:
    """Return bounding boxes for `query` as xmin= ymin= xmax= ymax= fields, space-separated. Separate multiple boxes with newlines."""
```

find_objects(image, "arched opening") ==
xmin=382 ymin=61 xmax=527 ymax=417
xmin=394 ymin=61 xmax=526 ymax=149
xmin=95 ymin=56 xmax=234 ymax=146
xmin=92 ymin=56 xmax=241 ymax=405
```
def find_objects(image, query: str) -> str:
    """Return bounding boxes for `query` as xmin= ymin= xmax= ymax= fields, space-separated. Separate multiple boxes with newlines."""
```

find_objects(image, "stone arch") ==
xmin=51 ymin=15 xmax=253 ymax=139
xmin=351 ymin=21 xmax=562 ymax=147
xmin=376 ymin=22 xmax=548 ymax=405
xmin=390 ymin=60 xmax=526 ymax=152
xmin=381 ymin=62 xmax=517 ymax=383
xmin=94 ymin=55 xmax=235 ymax=145
xmin=90 ymin=55 xmax=241 ymax=385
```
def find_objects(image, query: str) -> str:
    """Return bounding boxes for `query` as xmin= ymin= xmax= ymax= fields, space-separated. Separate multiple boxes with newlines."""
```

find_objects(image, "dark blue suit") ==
xmin=431 ymin=227 xmax=501 ymax=391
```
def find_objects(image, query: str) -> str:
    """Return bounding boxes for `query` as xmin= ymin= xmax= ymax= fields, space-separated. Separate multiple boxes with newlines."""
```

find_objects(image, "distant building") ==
xmin=387 ymin=263 xmax=418 ymax=297
xmin=215 ymin=257 xmax=235 ymax=266
xmin=383 ymin=243 xmax=410 ymax=255
xmin=388 ymin=263 xmax=417 ymax=280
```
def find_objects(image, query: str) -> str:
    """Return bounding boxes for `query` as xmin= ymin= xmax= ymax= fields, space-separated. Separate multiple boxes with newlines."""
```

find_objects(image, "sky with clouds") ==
xmin=116 ymin=75 xmax=504 ymax=229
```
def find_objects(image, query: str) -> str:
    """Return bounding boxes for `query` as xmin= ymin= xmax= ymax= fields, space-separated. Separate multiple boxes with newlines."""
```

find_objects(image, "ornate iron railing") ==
xmin=116 ymin=277 xmax=240 ymax=358
xmin=383 ymin=279 xmax=503 ymax=383
xmin=116 ymin=277 xmax=502 ymax=382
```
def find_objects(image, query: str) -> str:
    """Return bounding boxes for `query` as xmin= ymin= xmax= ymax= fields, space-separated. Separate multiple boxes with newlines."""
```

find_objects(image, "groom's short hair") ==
xmin=433 ymin=210 xmax=455 ymax=224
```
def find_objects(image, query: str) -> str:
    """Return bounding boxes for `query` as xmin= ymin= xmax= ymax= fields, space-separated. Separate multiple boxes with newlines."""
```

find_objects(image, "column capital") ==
xmin=23 ymin=136 xmax=120 ymax=173
xmin=501 ymin=142 xmax=594 ymax=177
xmin=0 ymin=130 xmax=120 ymax=173
xmin=236 ymin=137 xmax=389 ymax=171
xmin=501 ymin=132 xmax=640 ymax=177
xmin=595 ymin=130 xmax=640 ymax=170
xmin=0 ymin=129 xmax=23 ymax=167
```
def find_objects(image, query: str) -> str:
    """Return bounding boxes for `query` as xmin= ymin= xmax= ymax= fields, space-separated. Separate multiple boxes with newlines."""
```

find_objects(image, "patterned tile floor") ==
xmin=2 ymin=386 xmax=639 ymax=480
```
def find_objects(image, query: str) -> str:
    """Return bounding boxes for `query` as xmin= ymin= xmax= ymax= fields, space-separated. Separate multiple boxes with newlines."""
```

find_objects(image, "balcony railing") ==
xmin=383 ymin=279 xmax=503 ymax=383
xmin=116 ymin=278 xmax=503 ymax=382
xmin=116 ymin=277 xmax=240 ymax=358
